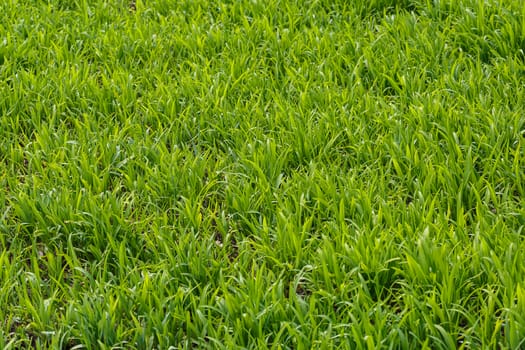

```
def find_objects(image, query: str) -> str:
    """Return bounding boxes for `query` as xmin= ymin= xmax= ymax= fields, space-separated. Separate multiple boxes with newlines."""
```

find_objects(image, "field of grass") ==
xmin=0 ymin=0 xmax=524 ymax=348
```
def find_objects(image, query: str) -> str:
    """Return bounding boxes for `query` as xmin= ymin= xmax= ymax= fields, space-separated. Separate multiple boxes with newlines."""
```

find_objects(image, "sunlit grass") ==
xmin=1 ymin=0 xmax=524 ymax=348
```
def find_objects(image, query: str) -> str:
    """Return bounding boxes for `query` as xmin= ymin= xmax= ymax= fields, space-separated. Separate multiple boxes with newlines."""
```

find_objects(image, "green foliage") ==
xmin=1 ymin=0 xmax=524 ymax=348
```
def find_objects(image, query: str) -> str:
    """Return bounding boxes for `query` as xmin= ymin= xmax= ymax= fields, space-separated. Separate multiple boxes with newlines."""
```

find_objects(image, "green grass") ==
xmin=1 ymin=0 xmax=524 ymax=348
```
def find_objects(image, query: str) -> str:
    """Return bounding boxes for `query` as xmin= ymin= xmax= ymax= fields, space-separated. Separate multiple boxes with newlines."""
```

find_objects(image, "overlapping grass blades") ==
xmin=1 ymin=0 xmax=524 ymax=348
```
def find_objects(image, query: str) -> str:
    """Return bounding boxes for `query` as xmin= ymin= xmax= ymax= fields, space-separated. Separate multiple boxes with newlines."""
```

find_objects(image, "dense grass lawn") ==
xmin=1 ymin=0 xmax=524 ymax=348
